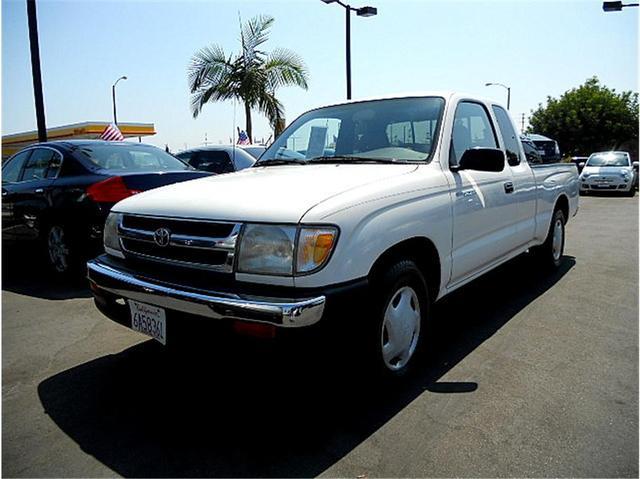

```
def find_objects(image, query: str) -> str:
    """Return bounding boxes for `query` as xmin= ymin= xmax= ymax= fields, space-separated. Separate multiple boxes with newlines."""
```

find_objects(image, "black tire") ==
xmin=362 ymin=259 xmax=430 ymax=378
xmin=532 ymin=209 xmax=565 ymax=269
xmin=625 ymin=188 xmax=635 ymax=198
xmin=43 ymin=223 xmax=81 ymax=275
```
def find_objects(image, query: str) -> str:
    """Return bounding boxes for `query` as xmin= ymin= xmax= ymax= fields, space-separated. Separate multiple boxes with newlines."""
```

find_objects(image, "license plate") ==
xmin=129 ymin=300 xmax=166 ymax=345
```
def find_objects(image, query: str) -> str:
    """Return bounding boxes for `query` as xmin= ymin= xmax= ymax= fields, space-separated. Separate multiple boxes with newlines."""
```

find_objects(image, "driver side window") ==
xmin=450 ymin=102 xmax=498 ymax=165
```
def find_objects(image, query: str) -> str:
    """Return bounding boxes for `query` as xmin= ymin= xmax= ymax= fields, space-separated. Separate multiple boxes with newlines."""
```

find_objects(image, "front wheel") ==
xmin=365 ymin=259 xmax=430 ymax=377
xmin=532 ymin=209 xmax=565 ymax=269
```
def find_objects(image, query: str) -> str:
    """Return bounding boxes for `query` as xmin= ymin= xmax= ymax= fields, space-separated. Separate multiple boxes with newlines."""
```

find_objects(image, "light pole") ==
xmin=321 ymin=0 xmax=377 ymax=100
xmin=603 ymin=1 xmax=639 ymax=11
xmin=112 ymin=76 xmax=127 ymax=125
xmin=485 ymin=82 xmax=511 ymax=110
xmin=26 ymin=0 xmax=47 ymax=142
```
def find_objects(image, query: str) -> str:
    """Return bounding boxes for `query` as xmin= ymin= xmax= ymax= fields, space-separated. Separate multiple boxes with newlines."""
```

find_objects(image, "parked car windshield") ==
xmin=586 ymin=152 xmax=630 ymax=167
xmin=242 ymin=146 xmax=266 ymax=159
xmin=73 ymin=143 xmax=190 ymax=172
xmin=258 ymin=97 xmax=445 ymax=164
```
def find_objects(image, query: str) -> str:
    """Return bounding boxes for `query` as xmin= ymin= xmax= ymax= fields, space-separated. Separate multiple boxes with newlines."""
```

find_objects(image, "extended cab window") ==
xmin=492 ymin=105 xmax=521 ymax=166
xmin=450 ymin=102 xmax=498 ymax=165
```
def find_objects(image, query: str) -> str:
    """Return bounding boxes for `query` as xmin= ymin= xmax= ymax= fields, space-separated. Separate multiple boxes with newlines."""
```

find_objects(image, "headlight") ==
xmin=237 ymin=224 xmax=296 ymax=275
xmin=297 ymin=227 xmax=338 ymax=274
xmin=103 ymin=212 xmax=122 ymax=255
xmin=581 ymin=173 xmax=590 ymax=179
xmin=237 ymin=224 xmax=339 ymax=276
xmin=621 ymin=172 xmax=630 ymax=181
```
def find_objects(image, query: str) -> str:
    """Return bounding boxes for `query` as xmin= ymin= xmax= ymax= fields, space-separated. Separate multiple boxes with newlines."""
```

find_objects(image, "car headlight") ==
xmin=581 ymin=173 xmax=590 ymax=179
xmin=237 ymin=224 xmax=296 ymax=275
xmin=103 ymin=212 xmax=123 ymax=255
xmin=236 ymin=224 xmax=339 ymax=276
xmin=621 ymin=172 xmax=630 ymax=181
xmin=297 ymin=227 xmax=338 ymax=274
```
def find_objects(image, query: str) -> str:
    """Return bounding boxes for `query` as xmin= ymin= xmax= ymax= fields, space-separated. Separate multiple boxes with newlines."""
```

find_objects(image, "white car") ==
xmin=88 ymin=92 xmax=579 ymax=376
xmin=579 ymin=151 xmax=637 ymax=196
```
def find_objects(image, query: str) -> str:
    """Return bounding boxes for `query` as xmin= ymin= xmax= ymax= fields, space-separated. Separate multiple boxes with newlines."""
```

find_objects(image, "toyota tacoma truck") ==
xmin=88 ymin=92 xmax=579 ymax=376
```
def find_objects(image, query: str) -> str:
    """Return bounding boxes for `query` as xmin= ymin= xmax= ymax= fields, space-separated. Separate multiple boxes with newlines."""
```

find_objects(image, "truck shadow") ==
xmin=1 ymin=245 xmax=92 ymax=300
xmin=37 ymin=254 xmax=575 ymax=477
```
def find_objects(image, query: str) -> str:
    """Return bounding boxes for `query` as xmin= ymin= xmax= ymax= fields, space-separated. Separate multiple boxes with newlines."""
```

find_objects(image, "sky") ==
xmin=1 ymin=0 xmax=638 ymax=151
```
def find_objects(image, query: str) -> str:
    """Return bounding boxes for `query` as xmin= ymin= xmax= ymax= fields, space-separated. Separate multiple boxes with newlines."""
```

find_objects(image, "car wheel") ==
xmin=46 ymin=224 xmax=77 ymax=274
xmin=366 ymin=259 xmax=430 ymax=378
xmin=532 ymin=209 xmax=565 ymax=269
xmin=625 ymin=188 xmax=635 ymax=198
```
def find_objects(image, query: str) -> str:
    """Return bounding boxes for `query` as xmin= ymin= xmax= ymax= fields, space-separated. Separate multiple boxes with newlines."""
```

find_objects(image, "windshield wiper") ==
xmin=254 ymin=159 xmax=309 ymax=167
xmin=307 ymin=156 xmax=401 ymax=164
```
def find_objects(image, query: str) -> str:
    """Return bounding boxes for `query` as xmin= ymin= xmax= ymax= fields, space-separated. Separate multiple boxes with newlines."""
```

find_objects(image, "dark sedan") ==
xmin=174 ymin=145 xmax=255 ymax=174
xmin=2 ymin=140 xmax=210 ymax=274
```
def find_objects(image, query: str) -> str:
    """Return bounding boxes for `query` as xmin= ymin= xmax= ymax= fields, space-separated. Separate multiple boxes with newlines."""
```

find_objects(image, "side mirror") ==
xmin=633 ymin=161 xmax=639 ymax=169
xmin=579 ymin=162 xmax=585 ymax=169
xmin=454 ymin=148 xmax=505 ymax=172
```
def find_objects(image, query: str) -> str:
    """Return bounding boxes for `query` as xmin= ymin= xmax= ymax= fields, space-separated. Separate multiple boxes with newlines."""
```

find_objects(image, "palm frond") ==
xmin=187 ymin=45 xmax=233 ymax=93
xmin=264 ymin=48 xmax=309 ymax=90
xmin=257 ymin=91 xmax=285 ymax=129
xmin=240 ymin=15 xmax=274 ymax=65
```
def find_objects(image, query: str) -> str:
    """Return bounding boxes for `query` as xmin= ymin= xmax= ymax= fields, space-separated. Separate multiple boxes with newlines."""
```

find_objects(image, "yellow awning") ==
xmin=2 ymin=121 xmax=156 ymax=159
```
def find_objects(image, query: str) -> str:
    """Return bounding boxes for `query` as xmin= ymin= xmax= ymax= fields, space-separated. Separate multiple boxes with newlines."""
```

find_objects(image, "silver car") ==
xmin=579 ymin=151 xmax=637 ymax=196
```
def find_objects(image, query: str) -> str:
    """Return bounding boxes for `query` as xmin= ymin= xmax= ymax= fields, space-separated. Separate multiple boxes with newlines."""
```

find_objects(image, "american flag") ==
xmin=100 ymin=123 xmax=124 ymax=141
xmin=237 ymin=129 xmax=250 ymax=145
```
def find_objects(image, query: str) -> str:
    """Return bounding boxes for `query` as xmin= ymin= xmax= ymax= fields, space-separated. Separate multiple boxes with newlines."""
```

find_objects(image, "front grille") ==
xmin=121 ymin=238 xmax=230 ymax=266
xmin=119 ymin=214 xmax=241 ymax=272
xmin=121 ymin=215 xmax=235 ymax=238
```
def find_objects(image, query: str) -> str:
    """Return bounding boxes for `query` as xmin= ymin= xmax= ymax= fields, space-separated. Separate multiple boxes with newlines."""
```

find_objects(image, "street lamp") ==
xmin=485 ymin=82 xmax=511 ymax=110
xmin=112 ymin=75 xmax=127 ymax=125
xmin=603 ymin=1 xmax=639 ymax=11
xmin=321 ymin=0 xmax=377 ymax=100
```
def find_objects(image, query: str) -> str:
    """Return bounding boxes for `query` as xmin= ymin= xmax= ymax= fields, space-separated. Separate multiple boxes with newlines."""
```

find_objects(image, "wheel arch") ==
xmin=555 ymin=194 xmax=569 ymax=222
xmin=368 ymin=236 xmax=441 ymax=302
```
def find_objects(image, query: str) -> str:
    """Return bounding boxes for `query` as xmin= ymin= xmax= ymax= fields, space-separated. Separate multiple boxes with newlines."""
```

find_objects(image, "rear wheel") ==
xmin=532 ymin=209 xmax=565 ymax=269
xmin=45 ymin=224 xmax=80 ymax=275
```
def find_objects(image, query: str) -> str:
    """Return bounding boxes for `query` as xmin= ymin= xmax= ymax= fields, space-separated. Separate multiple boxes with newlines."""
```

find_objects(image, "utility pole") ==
xmin=26 ymin=0 xmax=47 ymax=142
xmin=521 ymin=113 xmax=526 ymax=132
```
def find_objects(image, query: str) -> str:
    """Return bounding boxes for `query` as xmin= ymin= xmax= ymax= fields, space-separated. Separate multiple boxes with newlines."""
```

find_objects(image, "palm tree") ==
xmin=188 ymin=15 xmax=309 ymax=141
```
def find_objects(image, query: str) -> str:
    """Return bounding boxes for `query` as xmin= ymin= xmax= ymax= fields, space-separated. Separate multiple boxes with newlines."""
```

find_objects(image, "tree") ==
xmin=528 ymin=77 xmax=638 ymax=157
xmin=188 ymin=15 xmax=309 ymax=140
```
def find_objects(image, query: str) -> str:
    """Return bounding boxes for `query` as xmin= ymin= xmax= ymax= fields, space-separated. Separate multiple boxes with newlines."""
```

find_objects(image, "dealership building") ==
xmin=2 ymin=121 xmax=156 ymax=160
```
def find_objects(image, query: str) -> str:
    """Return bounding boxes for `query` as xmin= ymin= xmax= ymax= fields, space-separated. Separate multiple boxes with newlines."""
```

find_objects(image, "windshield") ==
xmin=73 ymin=143 xmax=190 ymax=172
xmin=242 ymin=146 xmax=266 ymax=159
xmin=586 ymin=152 xmax=630 ymax=167
xmin=258 ymin=97 xmax=445 ymax=164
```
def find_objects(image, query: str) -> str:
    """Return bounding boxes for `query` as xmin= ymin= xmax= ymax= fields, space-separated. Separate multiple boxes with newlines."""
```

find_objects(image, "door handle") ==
xmin=504 ymin=182 xmax=514 ymax=194
xmin=35 ymin=188 xmax=44 ymax=194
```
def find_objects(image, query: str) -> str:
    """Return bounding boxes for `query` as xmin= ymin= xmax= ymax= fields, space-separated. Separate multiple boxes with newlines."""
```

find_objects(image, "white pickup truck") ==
xmin=88 ymin=92 xmax=579 ymax=376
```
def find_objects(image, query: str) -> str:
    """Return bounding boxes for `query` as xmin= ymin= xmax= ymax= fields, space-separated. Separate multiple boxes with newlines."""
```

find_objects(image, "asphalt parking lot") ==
xmin=2 ymin=194 xmax=638 ymax=478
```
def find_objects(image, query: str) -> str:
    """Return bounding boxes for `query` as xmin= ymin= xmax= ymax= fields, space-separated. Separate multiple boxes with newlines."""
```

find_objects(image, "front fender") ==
xmin=295 ymin=177 xmax=453 ymax=299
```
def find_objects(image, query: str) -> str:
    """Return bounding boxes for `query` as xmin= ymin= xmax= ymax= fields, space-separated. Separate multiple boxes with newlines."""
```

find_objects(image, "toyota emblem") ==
xmin=153 ymin=228 xmax=171 ymax=247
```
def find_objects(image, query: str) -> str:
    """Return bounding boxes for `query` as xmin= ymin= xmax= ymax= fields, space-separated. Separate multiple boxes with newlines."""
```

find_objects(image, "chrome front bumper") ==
xmin=87 ymin=260 xmax=326 ymax=328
